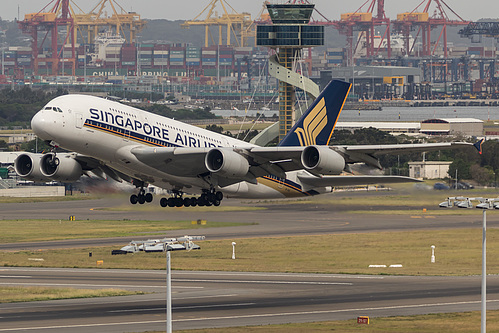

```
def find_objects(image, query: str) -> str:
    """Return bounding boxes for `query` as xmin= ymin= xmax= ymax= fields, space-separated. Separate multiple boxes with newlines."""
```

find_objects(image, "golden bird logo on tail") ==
xmin=294 ymin=97 xmax=327 ymax=146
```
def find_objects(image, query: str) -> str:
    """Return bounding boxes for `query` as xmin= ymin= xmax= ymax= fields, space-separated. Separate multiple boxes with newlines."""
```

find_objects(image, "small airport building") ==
xmin=408 ymin=161 xmax=452 ymax=179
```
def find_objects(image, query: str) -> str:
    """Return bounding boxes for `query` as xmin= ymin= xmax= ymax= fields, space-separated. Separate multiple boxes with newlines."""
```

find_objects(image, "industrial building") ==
xmin=408 ymin=161 xmax=452 ymax=179
xmin=420 ymin=118 xmax=484 ymax=137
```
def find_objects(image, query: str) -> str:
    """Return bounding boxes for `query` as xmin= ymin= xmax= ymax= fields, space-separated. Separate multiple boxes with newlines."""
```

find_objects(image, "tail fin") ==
xmin=278 ymin=80 xmax=352 ymax=147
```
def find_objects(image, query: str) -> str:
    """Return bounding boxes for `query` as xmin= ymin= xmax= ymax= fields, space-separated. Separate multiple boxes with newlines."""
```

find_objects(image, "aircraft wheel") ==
xmin=213 ymin=199 xmax=221 ymax=206
xmin=130 ymin=194 xmax=138 ymax=205
xmin=215 ymin=191 xmax=223 ymax=201
xmin=175 ymin=198 xmax=183 ymax=207
xmin=205 ymin=201 xmax=212 ymax=207
xmin=145 ymin=193 xmax=153 ymax=203
xmin=138 ymin=195 xmax=146 ymax=205
xmin=207 ymin=193 xmax=216 ymax=203
xmin=197 ymin=198 xmax=205 ymax=207
xmin=183 ymin=198 xmax=191 ymax=207
xmin=190 ymin=197 xmax=197 ymax=207
xmin=167 ymin=198 xmax=175 ymax=207
xmin=160 ymin=198 xmax=167 ymax=208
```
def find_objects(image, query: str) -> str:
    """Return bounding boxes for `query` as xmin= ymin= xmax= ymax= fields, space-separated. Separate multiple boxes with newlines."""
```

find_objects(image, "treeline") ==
xmin=0 ymin=87 xmax=68 ymax=127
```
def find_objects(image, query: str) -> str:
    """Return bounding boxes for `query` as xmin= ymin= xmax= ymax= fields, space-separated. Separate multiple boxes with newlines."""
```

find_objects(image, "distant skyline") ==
xmin=4 ymin=1 xmax=499 ymax=22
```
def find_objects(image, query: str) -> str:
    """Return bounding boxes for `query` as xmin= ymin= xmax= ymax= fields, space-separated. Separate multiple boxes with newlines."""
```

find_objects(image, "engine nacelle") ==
xmin=205 ymin=148 xmax=249 ymax=178
xmin=14 ymin=153 xmax=51 ymax=182
xmin=301 ymin=146 xmax=345 ymax=175
xmin=40 ymin=153 xmax=83 ymax=182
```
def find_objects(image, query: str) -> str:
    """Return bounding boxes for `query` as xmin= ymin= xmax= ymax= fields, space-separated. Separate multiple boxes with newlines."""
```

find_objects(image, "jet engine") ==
xmin=14 ymin=153 xmax=51 ymax=182
xmin=40 ymin=153 xmax=83 ymax=182
xmin=301 ymin=146 xmax=345 ymax=175
xmin=205 ymin=148 xmax=249 ymax=178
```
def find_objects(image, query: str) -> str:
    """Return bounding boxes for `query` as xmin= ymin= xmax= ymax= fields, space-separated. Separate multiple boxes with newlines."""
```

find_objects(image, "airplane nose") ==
xmin=31 ymin=111 xmax=51 ymax=140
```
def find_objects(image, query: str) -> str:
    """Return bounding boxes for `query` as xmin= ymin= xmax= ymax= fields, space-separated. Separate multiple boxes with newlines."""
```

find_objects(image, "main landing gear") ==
xmin=159 ymin=189 xmax=223 ymax=208
xmin=130 ymin=188 xmax=153 ymax=205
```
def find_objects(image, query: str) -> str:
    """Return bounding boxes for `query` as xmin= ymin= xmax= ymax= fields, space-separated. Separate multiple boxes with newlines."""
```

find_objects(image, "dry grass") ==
xmin=174 ymin=311 xmax=499 ymax=332
xmin=2 ymin=228 xmax=498 ymax=275
xmin=0 ymin=219 xmax=248 ymax=243
xmin=0 ymin=286 xmax=142 ymax=303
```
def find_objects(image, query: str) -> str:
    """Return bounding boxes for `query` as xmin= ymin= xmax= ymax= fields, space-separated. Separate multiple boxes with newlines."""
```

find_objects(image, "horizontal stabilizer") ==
xmin=298 ymin=174 xmax=422 ymax=188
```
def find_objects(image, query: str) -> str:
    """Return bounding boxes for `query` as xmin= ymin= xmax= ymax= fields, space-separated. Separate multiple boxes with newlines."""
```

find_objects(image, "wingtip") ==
xmin=473 ymin=138 xmax=484 ymax=154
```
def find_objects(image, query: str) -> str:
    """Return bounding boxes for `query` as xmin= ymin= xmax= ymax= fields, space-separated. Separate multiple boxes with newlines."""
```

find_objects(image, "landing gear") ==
xmin=130 ymin=187 xmax=153 ymax=205
xmin=158 ymin=189 xmax=223 ymax=208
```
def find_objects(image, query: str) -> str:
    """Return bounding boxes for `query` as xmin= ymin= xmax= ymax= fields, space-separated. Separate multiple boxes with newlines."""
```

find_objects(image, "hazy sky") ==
xmin=4 ymin=1 xmax=499 ymax=22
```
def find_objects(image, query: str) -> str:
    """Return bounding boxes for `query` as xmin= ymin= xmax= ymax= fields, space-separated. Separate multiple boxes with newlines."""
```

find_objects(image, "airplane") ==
xmin=15 ymin=80 xmax=480 ymax=208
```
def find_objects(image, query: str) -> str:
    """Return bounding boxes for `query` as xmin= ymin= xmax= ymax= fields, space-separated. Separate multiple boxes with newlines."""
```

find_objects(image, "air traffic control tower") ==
xmin=256 ymin=2 xmax=324 ymax=143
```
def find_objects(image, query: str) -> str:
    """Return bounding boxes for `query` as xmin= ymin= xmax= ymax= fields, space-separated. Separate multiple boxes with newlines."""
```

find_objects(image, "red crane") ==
xmin=18 ymin=0 xmax=76 ymax=76
xmin=317 ymin=0 xmax=391 ymax=65
xmin=392 ymin=0 xmax=470 ymax=57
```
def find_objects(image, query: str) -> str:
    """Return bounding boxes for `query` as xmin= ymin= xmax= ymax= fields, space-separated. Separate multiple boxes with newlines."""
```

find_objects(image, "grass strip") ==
xmin=174 ymin=311 xmax=499 ymax=332
xmin=2 ymin=228 xmax=499 ymax=275
xmin=0 ymin=193 xmax=98 ymax=204
xmin=0 ymin=219 xmax=251 ymax=243
xmin=0 ymin=286 xmax=143 ymax=303
xmin=95 ymin=205 xmax=265 ymax=212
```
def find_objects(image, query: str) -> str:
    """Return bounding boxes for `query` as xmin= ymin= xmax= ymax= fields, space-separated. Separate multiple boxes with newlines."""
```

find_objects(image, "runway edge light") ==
xmin=357 ymin=316 xmax=369 ymax=324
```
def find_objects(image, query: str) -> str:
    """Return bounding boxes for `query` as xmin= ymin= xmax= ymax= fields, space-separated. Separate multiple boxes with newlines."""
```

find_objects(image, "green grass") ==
xmin=0 ymin=286 xmax=143 ymax=303
xmin=174 ymin=311 xmax=499 ymax=332
xmin=2 ymin=228 xmax=498 ymax=275
xmin=0 ymin=219 xmax=251 ymax=243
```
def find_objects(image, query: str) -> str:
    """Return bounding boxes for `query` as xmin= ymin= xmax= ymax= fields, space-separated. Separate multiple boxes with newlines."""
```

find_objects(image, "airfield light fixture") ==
xmin=438 ymin=197 xmax=499 ymax=333
xmin=117 ymin=235 xmax=205 ymax=333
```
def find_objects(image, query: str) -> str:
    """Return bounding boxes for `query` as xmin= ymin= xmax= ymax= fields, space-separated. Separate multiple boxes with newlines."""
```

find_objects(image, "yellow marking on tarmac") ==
xmin=411 ymin=216 xmax=436 ymax=219
xmin=410 ymin=216 xmax=422 ymax=219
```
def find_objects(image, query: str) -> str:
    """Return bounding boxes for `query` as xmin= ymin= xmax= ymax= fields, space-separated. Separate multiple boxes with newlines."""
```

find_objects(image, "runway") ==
xmin=0 ymin=192 xmax=498 ymax=331
xmin=0 ymin=193 xmax=493 ymax=251
xmin=1 ymin=267 xmax=499 ymax=332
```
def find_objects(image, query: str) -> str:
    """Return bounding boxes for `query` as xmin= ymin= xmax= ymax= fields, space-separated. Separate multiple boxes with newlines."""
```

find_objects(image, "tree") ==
xmin=470 ymin=164 xmax=494 ymax=185
xmin=448 ymin=158 xmax=472 ymax=180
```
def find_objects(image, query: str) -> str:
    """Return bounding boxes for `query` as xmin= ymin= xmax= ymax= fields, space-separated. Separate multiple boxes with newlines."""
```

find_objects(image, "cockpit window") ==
xmin=44 ymin=106 xmax=63 ymax=113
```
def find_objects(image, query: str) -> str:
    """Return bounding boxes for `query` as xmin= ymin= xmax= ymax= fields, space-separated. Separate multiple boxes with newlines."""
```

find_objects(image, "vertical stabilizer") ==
xmin=278 ymin=80 xmax=351 ymax=147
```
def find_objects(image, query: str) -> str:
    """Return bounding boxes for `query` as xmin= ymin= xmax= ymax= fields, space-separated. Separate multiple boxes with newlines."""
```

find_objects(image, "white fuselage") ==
xmin=31 ymin=95 xmax=329 ymax=198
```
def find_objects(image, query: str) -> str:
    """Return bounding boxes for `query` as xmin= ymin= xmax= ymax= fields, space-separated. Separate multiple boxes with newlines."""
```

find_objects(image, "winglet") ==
xmin=473 ymin=138 xmax=484 ymax=154
xmin=278 ymin=80 xmax=352 ymax=147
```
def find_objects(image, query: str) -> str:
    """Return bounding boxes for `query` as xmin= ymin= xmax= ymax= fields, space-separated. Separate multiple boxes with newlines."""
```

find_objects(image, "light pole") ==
xmin=439 ymin=197 xmax=497 ymax=333
xmin=117 ymin=235 xmax=204 ymax=333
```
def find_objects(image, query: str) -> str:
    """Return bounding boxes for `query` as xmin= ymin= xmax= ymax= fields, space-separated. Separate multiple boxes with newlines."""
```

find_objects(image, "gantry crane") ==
xmin=73 ymin=0 xmax=146 ymax=45
xmin=18 ymin=0 xmax=76 ymax=76
xmin=326 ymin=0 xmax=391 ymax=66
xmin=393 ymin=0 xmax=470 ymax=57
xmin=181 ymin=0 xmax=254 ymax=47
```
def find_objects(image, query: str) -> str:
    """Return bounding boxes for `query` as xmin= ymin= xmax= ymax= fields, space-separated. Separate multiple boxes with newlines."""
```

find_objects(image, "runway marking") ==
xmin=108 ymin=302 xmax=255 ymax=313
xmin=177 ymin=271 xmax=385 ymax=280
xmin=2 ymin=299 xmax=499 ymax=331
xmin=0 ymin=282 xmax=201 ymax=289
xmin=175 ymin=279 xmax=353 ymax=286
xmin=0 ymin=276 xmax=31 ymax=278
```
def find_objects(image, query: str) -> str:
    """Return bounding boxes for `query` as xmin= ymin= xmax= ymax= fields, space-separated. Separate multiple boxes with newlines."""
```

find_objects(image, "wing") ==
xmin=130 ymin=141 xmax=476 ymax=188
xmin=333 ymin=142 xmax=476 ymax=169
xmin=130 ymin=146 xmax=306 ymax=187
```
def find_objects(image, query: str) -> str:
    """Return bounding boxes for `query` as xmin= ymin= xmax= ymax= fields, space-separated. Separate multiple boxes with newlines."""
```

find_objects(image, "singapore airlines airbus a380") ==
xmin=15 ymin=80 xmax=480 ymax=207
